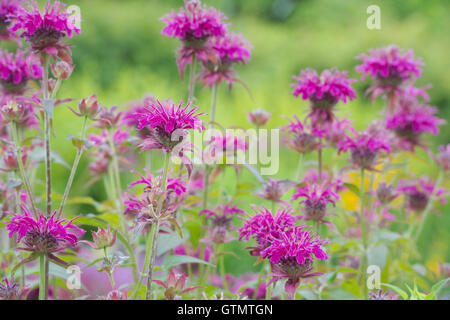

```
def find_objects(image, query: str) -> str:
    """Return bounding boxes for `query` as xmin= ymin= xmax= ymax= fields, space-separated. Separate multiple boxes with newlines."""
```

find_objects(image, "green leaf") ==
xmin=343 ymin=183 xmax=360 ymax=197
xmin=381 ymin=283 xmax=408 ymax=300
xmin=161 ymin=255 xmax=215 ymax=271
xmin=427 ymin=277 xmax=450 ymax=300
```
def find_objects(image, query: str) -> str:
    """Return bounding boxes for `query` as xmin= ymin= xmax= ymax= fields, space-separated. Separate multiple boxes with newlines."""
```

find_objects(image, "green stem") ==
xmin=145 ymin=151 xmax=171 ymax=300
xmin=39 ymin=255 xmax=45 ymax=300
xmin=210 ymin=83 xmax=218 ymax=124
xmin=218 ymin=244 xmax=228 ymax=291
xmin=318 ymin=149 xmax=323 ymax=183
xmin=10 ymin=121 xmax=38 ymax=218
xmin=57 ymin=116 xmax=88 ymax=219
xmin=359 ymin=168 xmax=368 ymax=300
xmin=294 ymin=153 xmax=304 ymax=181
xmin=187 ymin=52 xmax=197 ymax=102
xmin=107 ymin=128 xmax=123 ymax=213
xmin=253 ymin=260 xmax=267 ymax=300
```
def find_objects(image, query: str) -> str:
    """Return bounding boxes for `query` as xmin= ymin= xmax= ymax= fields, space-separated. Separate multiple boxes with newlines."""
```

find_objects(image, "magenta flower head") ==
xmin=262 ymin=225 xmax=329 ymax=299
xmin=375 ymin=183 xmax=398 ymax=205
xmin=10 ymin=0 xmax=81 ymax=57
xmin=199 ymin=202 xmax=244 ymax=243
xmin=338 ymin=125 xmax=391 ymax=171
xmin=322 ymin=117 xmax=355 ymax=148
xmin=135 ymin=98 xmax=204 ymax=153
xmin=386 ymin=103 xmax=445 ymax=152
xmin=247 ymin=108 xmax=271 ymax=127
xmin=434 ymin=144 xmax=450 ymax=171
xmin=0 ymin=48 xmax=42 ymax=95
xmin=292 ymin=182 xmax=339 ymax=229
xmin=355 ymin=45 xmax=423 ymax=101
xmin=0 ymin=0 xmax=22 ymax=41
xmin=282 ymin=115 xmax=324 ymax=154
xmin=0 ymin=277 xmax=29 ymax=300
xmin=199 ymin=32 xmax=252 ymax=89
xmin=161 ymin=0 xmax=228 ymax=78
xmin=7 ymin=204 xmax=83 ymax=254
xmin=397 ymin=176 xmax=446 ymax=212
xmin=0 ymin=98 xmax=38 ymax=129
xmin=238 ymin=206 xmax=296 ymax=257
xmin=291 ymin=68 xmax=356 ymax=125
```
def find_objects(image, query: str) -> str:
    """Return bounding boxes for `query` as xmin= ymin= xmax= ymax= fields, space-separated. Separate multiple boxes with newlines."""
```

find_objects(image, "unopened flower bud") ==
xmin=75 ymin=94 xmax=100 ymax=119
xmin=1 ymin=100 xmax=24 ymax=122
xmin=51 ymin=61 xmax=73 ymax=80
xmin=91 ymin=226 xmax=117 ymax=249
xmin=247 ymin=108 xmax=271 ymax=127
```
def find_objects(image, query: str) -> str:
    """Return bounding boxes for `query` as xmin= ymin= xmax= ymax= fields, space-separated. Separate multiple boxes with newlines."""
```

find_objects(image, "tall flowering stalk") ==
xmin=132 ymin=98 xmax=204 ymax=299
xmin=160 ymin=0 xmax=228 ymax=101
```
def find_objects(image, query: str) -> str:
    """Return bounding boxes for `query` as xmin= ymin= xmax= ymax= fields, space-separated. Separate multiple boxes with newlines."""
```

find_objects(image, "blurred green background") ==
xmin=27 ymin=0 xmax=449 ymax=281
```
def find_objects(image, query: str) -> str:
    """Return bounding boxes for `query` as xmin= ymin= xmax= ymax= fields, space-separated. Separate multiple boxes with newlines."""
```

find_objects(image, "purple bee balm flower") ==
xmin=0 ymin=277 xmax=30 ymax=300
xmin=397 ymin=176 xmax=446 ymax=212
xmin=7 ymin=204 xmax=84 ymax=253
xmin=238 ymin=206 xmax=297 ymax=256
xmin=303 ymin=168 xmax=346 ymax=194
xmin=0 ymin=48 xmax=42 ymax=95
xmin=322 ymin=116 xmax=355 ymax=148
xmin=0 ymin=98 xmax=39 ymax=129
xmin=374 ymin=183 xmax=398 ymax=206
xmin=386 ymin=103 xmax=445 ymax=152
xmin=282 ymin=115 xmax=324 ymax=154
xmin=10 ymin=0 xmax=80 ymax=57
xmin=199 ymin=202 xmax=244 ymax=244
xmin=291 ymin=182 xmax=339 ymax=230
xmin=356 ymin=45 xmax=423 ymax=101
xmin=256 ymin=178 xmax=292 ymax=204
xmin=262 ymin=225 xmax=329 ymax=299
xmin=434 ymin=144 xmax=450 ymax=171
xmin=135 ymin=98 xmax=205 ymax=152
xmin=369 ymin=289 xmax=399 ymax=300
xmin=161 ymin=0 xmax=228 ymax=78
xmin=0 ymin=0 xmax=22 ymax=41
xmin=338 ymin=125 xmax=391 ymax=171
xmin=292 ymin=68 xmax=356 ymax=124
xmin=247 ymin=108 xmax=270 ymax=127
xmin=199 ymin=32 xmax=252 ymax=89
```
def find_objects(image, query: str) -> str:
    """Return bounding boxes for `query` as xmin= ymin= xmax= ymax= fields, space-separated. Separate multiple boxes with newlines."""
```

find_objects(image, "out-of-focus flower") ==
xmin=0 ymin=0 xmax=22 ymax=41
xmin=247 ymin=108 xmax=270 ymax=127
xmin=292 ymin=68 xmax=356 ymax=125
xmin=199 ymin=202 xmax=244 ymax=243
xmin=369 ymin=289 xmax=399 ymax=300
xmin=83 ymin=226 xmax=117 ymax=250
xmin=282 ymin=115 xmax=324 ymax=154
xmin=374 ymin=183 xmax=398 ymax=206
xmin=94 ymin=105 xmax=123 ymax=129
xmin=99 ymin=289 xmax=128 ymax=300
xmin=199 ymin=32 xmax=252 ymax=89
xmin=338 ymin=126 xmax=391 ymax=171
xmin=434 ymin=144 xmax=450 ymax=171
xmin=397 ymin=176 xmax=446 ymax=212
xmin=386 ymin=103 xmax=445 ymax=152
xmin=173 ymin=242 xmax=213 ymax=274
xmin=356 ymin=45 xmax=423 ymax=101
xmin=135 ymin=98 xmax=204 ymax=152
xmin=256 ymin=178 xmax=292 ymax=204
xmin=153 ymin=268 xmax=203 ymax=300
xmin=0 ymin=277 xmax=29 ymax=300
xmin=0 ymin=98 xmax=38 ymax=130
xmin=10 ymin=0 xmax=81 ymax=58
xmin=322 ymin=117 xmax=355 ymax=148
xmin=0 ymin=49 xmax=42 ymax=95
xmin=0 ymin=145 xmax=27 ymax=172
xmin=161 ymin=0 xmax=228 ymax=78
xmin=292 ymin=182 xmax=339 ymax=229
xmin=302 ymin=168 xmax=346 ymax=194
